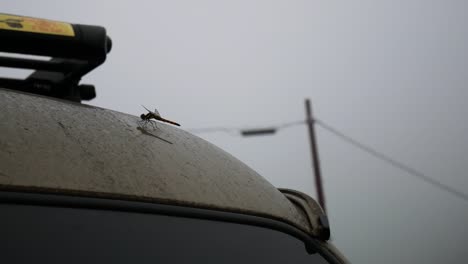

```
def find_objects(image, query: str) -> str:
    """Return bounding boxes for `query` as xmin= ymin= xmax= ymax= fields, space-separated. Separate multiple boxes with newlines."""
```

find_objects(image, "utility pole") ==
xmin=305 ymin=99 xmax=326 ymax=213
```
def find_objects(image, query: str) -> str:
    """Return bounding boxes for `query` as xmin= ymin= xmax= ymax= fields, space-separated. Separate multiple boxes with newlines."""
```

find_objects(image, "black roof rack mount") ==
xmin=0 ymin=13 xmax=112 ymax=102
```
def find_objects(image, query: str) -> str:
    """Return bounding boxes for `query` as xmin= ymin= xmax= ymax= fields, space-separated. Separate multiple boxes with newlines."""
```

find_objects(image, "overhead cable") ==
xmin=187 ymin=118 xmax=468 ymax=202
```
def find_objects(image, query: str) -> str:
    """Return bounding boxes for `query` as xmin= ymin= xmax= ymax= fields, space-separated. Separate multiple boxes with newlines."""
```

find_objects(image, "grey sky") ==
xmin=2 ymin=1 xmax=468 ymax=263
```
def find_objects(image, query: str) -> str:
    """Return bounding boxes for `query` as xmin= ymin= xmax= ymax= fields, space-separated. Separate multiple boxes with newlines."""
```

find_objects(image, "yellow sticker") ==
xmin=0 ymin=14 xmax=74 ymax=37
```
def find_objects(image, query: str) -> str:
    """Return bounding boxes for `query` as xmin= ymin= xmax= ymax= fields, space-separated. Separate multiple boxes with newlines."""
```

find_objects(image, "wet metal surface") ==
xmin=0 ymin=88 xmax=312 ymax=234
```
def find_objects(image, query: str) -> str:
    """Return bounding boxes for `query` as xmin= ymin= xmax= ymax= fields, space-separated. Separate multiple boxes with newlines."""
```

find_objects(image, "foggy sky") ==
xmin=2 ymin=1 xmax=468 ymax=263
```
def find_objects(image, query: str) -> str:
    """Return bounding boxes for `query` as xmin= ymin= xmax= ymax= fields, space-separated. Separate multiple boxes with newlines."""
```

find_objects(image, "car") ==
xmin=0 ymin=13 xmax=349 ymax=264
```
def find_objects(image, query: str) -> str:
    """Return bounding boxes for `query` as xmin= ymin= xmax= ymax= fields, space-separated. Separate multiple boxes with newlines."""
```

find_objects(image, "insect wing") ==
xmin=142 ymin=105 xmax=152 ymax=113
xmin=153 ymin=108 xmax=161 ymax=117
xmin=142 ymin=105 xmax=161 ymax=118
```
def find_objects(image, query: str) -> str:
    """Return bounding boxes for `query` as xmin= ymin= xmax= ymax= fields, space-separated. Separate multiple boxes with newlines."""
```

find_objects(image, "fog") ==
xmin=3 ymin=1 xmax=468 ymax=263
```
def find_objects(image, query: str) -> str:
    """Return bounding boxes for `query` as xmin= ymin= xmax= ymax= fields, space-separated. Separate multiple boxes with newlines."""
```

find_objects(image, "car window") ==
xmin=2 ymin=203 xmax=330 ymax=264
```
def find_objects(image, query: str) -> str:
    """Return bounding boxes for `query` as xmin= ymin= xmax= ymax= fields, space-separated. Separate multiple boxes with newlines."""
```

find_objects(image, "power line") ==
xmin=187 ymin=126 xmax=238 ymax=134
xmin=277 ymin=120 xmax=305 ymax=129
xmin=314 ymin=118 xmax=468 ymax=202
xmin=187 ymin=117 xmax=468 ymax=203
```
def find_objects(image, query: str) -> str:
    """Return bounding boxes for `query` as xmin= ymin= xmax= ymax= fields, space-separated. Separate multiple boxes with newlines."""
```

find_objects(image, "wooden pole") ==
xmin=305 ymin=99 xmax=326 ymax=213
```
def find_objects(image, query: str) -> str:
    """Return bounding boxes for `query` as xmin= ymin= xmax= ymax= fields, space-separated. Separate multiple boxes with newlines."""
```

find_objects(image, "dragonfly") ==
xmin=139 ymin=105 xmax=180 ymax=128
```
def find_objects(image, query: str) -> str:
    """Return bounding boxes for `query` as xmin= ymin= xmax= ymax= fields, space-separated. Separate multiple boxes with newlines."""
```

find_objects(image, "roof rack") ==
xmin=0 ymin=13 xmax=112 ymax=102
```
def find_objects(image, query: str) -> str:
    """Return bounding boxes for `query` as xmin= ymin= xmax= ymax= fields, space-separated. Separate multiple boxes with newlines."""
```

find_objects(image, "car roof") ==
xmin=0 ymin=88 xmax=319 ymax=235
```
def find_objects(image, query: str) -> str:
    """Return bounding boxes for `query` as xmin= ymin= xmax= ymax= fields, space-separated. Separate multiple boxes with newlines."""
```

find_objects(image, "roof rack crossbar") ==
xmin=0 ymin=56 xmax=76 ymax=72
xmin=0 ymin=13 xmax=112 ymax=102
